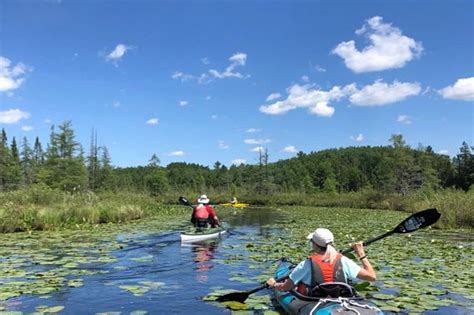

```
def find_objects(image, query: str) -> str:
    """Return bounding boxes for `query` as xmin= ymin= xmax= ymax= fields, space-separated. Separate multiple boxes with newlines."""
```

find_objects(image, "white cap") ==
xmin=197 ymin=194 xmax=210 ymax=204
xmin=306 ymin=228 xmax=334 ymax=247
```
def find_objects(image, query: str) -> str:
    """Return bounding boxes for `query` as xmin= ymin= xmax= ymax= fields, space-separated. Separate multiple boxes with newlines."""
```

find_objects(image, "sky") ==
xmin=0 ymin=0 xmax=473 ymax=167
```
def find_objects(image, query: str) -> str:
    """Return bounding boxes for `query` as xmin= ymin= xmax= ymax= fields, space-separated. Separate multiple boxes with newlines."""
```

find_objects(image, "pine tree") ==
xmin=8 ymin=137 xmax=22 ymax=188
xmin=33 ymin=136 xmax=44 ymax=164
xmin=20 ymin=137 xmax=34 ymax=186
xmin=87 ymin=129 xmax=99 ymax=190
xmin=453 ymin=142 xmax=474 ymax=191
xmin=98 ymin=146 xmax=116 ymax=190
xmin=0 ymin=129 xmax=10 ymax=190
xmin=148 ymin=154 xmax=160 ymax=167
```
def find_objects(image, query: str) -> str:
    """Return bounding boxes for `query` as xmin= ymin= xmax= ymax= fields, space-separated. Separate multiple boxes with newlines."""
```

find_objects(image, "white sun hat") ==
xmin=306 ymin=228 xmax=334 ymax=247
xmin=197 ymin=194 xmax=210 ymax=204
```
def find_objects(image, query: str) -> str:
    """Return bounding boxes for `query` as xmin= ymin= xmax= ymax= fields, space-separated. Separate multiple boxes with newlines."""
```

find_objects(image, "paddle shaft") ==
xmin=340 ymin=208 xmax=440 ymax=255
xmin=341 ymin=230 xmax=394 ymax=255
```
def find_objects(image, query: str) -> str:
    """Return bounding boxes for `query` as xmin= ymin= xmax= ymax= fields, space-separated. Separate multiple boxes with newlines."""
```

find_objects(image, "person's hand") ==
xmin=352 ymin=241 xmax=366 ymax=258
xmin=266 ymin=277 xmax=276 ymax=288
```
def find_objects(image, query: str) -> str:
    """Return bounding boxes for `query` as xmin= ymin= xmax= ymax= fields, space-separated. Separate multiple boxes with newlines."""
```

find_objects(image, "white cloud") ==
xmin=266 ymin=93 xmax=281 ymax=102
xmin=21 ymin=125 xmax=33 ymax=132
xmin=146 ymin=118 xmax=159 ymax=125
xmin=282 ymin=145 xmax=297 ymax=153
xmin=112 ymin=100 xmax=121 ymax=108
xmin=350 ymin=133 xmax=364 ymax=142
xmin=208 ymin=52 xmax=248 ymax=80
xmin=44 ymin=119 xmax=52 ymax=124
xmin=174 ymin=52 xmax=248 ymax=84
xmin=218 ymin=140 xmax=229 ymax=149
xmin=315 ymin=65 xmax=326 ymax=72
xmin=349 ymin=80 xmax=421 ymax=106
xmin=169 ymin=150 xmax=185 ymax=156
xmin=260 ymin=83 xmax=351 ymax=116
xmin=105 ymin=44 xmax=132 ymax=65
xmin=0 ymin=56 xmax=31 ymax=93
xmin=397 ymin=115 xmax=412 ymax=124
xmin=246 ymin=128 xmax=261 ymax=133
xmin=438 ymin=150 xmax=449 ymax=155
xmin=201 ymin=57 xmax=210 ymax=65
xmin=301 ymin=75 xmax=310 ymax=82
xmin=172 ymin=71 xmax=194 ymax=82
xmin=179 ymin=100 xmax=188 ymax=106
xmin=438 ymin=77 xmax=474 ymax=101
xmin=211 ymin=114 xmax=218 ymax=119
xmin=244 ymin=138 xmax=271 ymax=145
xmin=332 ymin=16 xmax=423 ymax=73
xmin=231 ymin=159 xmax=246 ymax=165
xmin=0 ymin=109 xmax=30 ymax=124
xmin=251 ymin=146 xmax=265 ymax=152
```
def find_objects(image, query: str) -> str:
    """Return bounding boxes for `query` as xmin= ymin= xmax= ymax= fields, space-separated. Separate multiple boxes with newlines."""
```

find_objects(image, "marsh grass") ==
xmin=0 ymin=186 xmax=471 ymax=232
xmin=0 ymin=187 xmax=189 ymax=233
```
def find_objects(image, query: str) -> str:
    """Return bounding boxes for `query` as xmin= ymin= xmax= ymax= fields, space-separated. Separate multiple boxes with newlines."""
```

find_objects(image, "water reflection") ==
xmin=183 ymin=241 xmax=218 ymax=283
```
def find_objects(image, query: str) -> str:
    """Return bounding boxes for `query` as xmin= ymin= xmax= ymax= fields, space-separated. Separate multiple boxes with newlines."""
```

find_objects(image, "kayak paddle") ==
xmin=341 ymin=208 xmax=441 ymax=254
xmin=179 ymin=196 xmax=193 ymax=208
xmin=215 ymin=208 xmax=441 ymax=303
xmin=215 ymin=275 xmax=287 ymax=303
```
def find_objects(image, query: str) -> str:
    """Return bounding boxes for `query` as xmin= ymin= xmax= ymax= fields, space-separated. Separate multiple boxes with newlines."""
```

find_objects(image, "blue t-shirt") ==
xmin=289 ymin=256 xmax=361 ymax=285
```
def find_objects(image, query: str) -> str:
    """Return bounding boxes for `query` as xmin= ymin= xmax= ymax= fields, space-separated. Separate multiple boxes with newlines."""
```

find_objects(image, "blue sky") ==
xmin=0 ymin=0 xmax=473 ymax=167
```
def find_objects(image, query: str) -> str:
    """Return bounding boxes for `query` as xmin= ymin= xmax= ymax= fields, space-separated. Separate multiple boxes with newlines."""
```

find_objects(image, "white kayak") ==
xmin=180 ymin=227 xmax=227 ymax=243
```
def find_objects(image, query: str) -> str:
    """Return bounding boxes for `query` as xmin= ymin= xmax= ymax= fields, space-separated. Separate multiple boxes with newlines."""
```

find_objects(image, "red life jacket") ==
xmin=194 ymin=205 xmax=210 ymax=219
xmin=296 ymin=253 xmax=346 ymax=295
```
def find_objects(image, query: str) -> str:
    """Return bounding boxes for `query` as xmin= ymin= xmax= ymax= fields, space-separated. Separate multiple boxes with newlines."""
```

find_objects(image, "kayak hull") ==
xmin=219 ymin=203 xmax=249 ymax=208
xmin=273 ymin=261 xmax=384 ymax=315
xmin=180 ymin=227 xmax=227 ymax=243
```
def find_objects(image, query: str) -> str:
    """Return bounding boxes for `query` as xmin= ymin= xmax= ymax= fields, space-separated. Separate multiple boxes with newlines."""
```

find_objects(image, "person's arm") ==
xmin=207 ymin=206 xmax=221 ymax=226
xmin=266 ymin=277 xmax=295 ymax=291
xmin=352 ymin=241 xmax=376 ymax=281
xmin=266 ymin=259 xmax=309 ymax=291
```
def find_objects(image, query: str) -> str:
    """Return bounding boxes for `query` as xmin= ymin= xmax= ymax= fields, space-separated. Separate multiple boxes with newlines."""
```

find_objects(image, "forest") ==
xmin=1 ymin=121 xmax=473 ymax=230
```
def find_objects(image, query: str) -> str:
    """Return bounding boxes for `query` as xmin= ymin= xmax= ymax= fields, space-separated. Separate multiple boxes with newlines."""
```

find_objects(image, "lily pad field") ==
xmin=0 ymin=206 xmax=472 ymax=314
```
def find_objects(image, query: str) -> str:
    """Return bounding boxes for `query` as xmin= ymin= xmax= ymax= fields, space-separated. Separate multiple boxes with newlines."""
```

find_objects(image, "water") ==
xmin=3 ymin=208 xmax=281 ymax=314
xmin=2 ymin=207 xmax=473 ymax=314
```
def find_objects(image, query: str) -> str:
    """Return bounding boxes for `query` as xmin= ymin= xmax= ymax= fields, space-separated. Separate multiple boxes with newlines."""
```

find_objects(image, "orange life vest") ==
xmin=296 ymin=253 xmax=345 ymax=295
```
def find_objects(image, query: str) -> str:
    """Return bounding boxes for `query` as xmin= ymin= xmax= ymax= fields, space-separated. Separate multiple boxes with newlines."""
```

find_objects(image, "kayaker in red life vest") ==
xmin=266 ymin=228 xmax=376 ymax=296
xmin=191 ymin=194 xmax=221 ymax=228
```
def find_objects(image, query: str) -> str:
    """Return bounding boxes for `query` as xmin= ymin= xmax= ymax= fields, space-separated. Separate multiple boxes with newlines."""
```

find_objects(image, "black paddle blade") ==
xmin=215 ymin=291 xmax=250 ymax=303
xmin=395 ymin=208 xmax=441 ymax=233
xmin=178 ymin=196 xmax=190 ymax=206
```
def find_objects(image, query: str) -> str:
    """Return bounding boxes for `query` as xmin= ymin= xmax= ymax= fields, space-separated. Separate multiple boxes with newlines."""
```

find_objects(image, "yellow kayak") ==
xmin=219 ymin=203 xmax=249 ymax=208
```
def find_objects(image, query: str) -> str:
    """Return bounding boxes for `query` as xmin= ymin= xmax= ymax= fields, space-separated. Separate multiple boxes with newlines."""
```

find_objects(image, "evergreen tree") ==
xmin=8 ymin=137 xmax=22 ymax=189
xmin=148 ymin=154 xmax=161 ymax=167
xmin=453 ymin=142 xmax=474 ymax=191
xmin=98 ymin=146 xmax=116 ymax=190
xmin=0 ymin=129 xmax=10 ymax=190
xmin=87 ymin=129 xmax=99 ymax=190
xmin=38 ymin=121 xmax=87 ymax=192
xmin=20 ymin=137 xmax=34 ymax=186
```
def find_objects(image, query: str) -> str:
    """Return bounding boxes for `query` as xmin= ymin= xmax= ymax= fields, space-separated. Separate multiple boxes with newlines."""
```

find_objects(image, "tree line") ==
xmin=0 ymin=122 xmax=472 ymax=195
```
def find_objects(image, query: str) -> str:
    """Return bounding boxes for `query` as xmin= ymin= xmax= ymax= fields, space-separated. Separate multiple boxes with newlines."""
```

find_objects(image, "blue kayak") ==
xmin=273 ymin=261 xmax=384 ymax=315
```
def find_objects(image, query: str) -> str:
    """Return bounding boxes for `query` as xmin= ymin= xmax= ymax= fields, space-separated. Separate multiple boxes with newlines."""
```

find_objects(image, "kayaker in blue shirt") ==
xmin=267 ymin=228 xmax=376 ymax=295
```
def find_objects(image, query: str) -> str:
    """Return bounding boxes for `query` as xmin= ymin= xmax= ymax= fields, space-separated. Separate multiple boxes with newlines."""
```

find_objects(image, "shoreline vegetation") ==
xmin=0 ymin=187 xmax=472 ymax=233
xmin=1 ymin=122 xmax=472 ymax=232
